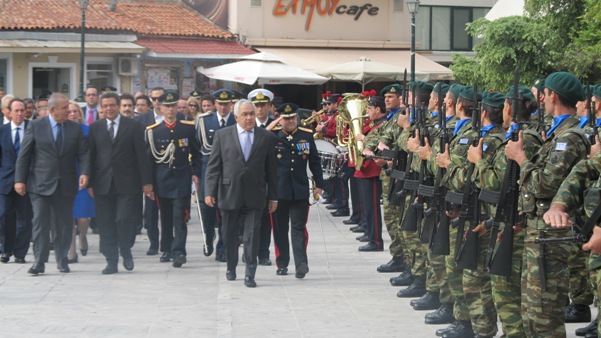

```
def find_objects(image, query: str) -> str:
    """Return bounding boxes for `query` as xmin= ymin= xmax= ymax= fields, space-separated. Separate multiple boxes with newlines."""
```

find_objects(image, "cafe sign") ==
xmin=273 ymin=0 xmax=380 ymax=31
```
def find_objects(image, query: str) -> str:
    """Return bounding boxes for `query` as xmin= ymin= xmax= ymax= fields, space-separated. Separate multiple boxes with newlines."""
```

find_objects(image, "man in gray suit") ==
xmin=205 ymin=99 xmax=278 ymax=288
xmin=15 ymin=93 xmax=90 ymax=275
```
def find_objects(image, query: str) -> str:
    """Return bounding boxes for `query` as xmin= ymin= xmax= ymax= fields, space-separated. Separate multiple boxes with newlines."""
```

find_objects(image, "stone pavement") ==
xmin=0 ymin=201 xmax=593 ymax=337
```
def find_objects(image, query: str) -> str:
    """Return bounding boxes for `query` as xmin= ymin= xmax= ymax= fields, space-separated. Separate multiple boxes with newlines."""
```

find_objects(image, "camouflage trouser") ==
xmin=522 ymin=218 xmax=571 ymax=338
xmin=427 ymin=249 xmax=452 ymax=303
xmin=589 ymin=255 xmax=601 ymax=334
xmin=399 ymin=195 xmax=424 ymax=275
xmin=491 ymin=229 xmax=526 ymax=338
xmin=381 ymin=174 xmax=403 ymax=257
xmin=568 ymin=244 xmax=595 ymax=305
xmin=446 ymin=224 xmax=470 ymax=321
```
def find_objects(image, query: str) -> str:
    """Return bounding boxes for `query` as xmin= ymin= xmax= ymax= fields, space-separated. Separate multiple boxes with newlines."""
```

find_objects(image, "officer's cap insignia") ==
xmin=285 ymin=105 xmax=293 ymax=113
xmin=220 ymin=91 xmax=228 ymax=99
xmin=167 ymin=93 xmax=174 ymax=101
xmin=256 ymin=92 xmax=265 ymax=100
xmin=390 ymin=87 xmax=396 ymax=93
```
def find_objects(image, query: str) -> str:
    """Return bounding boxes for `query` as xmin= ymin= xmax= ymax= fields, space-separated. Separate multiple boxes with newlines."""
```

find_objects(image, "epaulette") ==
xmin=197 ymin=111 xmax=213 ymax=118
xmin=146 ymin=122 xmax=160 ymax=130
xmin=298 ymin=127 xmax=313 ymax=133
xmin=181 ymin=120 xmax=195 ymax=126
xmin=272 ymin=126 xmax=282 ymax=131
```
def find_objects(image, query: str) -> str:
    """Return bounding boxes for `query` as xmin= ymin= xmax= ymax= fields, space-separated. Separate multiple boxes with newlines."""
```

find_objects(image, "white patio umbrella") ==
xmin=198 ymin=52 xmax=328 ymax=86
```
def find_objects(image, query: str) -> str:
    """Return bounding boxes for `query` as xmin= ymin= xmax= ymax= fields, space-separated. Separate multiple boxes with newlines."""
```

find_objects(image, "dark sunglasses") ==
xmin=188 ymin=104 xmax=198 ymax=108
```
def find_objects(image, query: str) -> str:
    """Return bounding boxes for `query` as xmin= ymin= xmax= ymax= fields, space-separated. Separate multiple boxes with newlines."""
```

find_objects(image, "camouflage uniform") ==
xmin=476 ymin=123 xmax=543 ymax=338
xmin=519 ymin=115 xmax=589 ymax=337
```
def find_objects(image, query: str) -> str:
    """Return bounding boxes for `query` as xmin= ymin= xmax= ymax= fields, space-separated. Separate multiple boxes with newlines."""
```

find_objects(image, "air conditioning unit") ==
xmin=118 ymin=57 xmax=138 ymax=76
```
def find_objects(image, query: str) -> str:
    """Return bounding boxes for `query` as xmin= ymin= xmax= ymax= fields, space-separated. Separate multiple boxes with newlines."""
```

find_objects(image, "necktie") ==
xmin=108 ymin=121 xmax=115 ymax=142
xmin=220 ymin=119 xmax=225 ymax=128
xmin=88 ymin=109 xmax=94 ymax=125
xmin=56 ymin=123 xmax=63 ymax=153
xmin=260 ymin=123 xmax=265 ymax=129
xmin=14 ymin=126 xmax=20 ymax=155
xmin=242 ymin=130 xmax=252 ymax=161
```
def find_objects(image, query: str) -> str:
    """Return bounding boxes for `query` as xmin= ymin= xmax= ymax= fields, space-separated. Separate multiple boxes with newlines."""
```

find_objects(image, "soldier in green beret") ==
xmin=506 ymin=71 xmax=590 ymax=337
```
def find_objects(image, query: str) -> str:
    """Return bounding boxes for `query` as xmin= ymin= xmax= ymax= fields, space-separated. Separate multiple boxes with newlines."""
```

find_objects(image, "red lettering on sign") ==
xmin=274 ymin=0 xmax=373 ymax=31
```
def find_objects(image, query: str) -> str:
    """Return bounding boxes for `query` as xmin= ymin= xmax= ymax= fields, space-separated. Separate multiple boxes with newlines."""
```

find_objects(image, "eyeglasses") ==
xmin=188 ymin=104 xmax=198 ymax=108
xmin=150 ymin=97 xmax=160 ymax=101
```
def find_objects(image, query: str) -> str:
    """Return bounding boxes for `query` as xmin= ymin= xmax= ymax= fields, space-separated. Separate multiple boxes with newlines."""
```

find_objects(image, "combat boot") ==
xmin=565 ymin=302 xmax=592 ymax=323
xmin=411 ymin=291 xmax=441 ymax=311
xmin=397 ymin=276 xmax=426 ymax=298
xmin=377 ymin=255 xmax=408 ymax=273
xmin=435 ymin=320 xmax=459 ymax=336
xmin=584 ymin=328 xmax=598 ymax=338
xmin=389 ymin=271 xmax=413 ymax=286
xmin=426 ymin=303 xmax=454 ymax=325
xmin=576 ymin=319 xmax=598 ymax=336
xmin=441 ymin=320 xmax=473 ymax=338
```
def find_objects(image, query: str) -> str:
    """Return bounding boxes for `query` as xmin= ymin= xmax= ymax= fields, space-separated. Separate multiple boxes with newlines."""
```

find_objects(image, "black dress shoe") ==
xmin=325 ymin=204 xmax=337 ymax=210
xmin=377 ymin=256 xmax=408 ymax=273
xmin=358 ymin=243 xmax=383 ymax=252
xmin=565 ymin=302 xmax=592 ymax=323
xmin=276 ymin=267 xmax=288 ymax=275
xmin=14 ymin=257 xmax=26 ymax=264
xmin=397 ymin=276 xmax=426 ymax=298
xmin=331 ymin=209 xmax=350 ymax=217
xmin=68 ymin=255 xmax=78 ymax=264
xmin=427 ymin=303 xmax=455 ymax=325
xmin=1 ymin=253 xmax=10 ymax=263
xmin=204 ymin=242 xmax=214 ymax=257
xmin=226 ymin=271 xmax=236 ymax=280
xmin=390 ymin=271 xmax=414 ymax=286
xmin=350 ymin=225 xmax=366 ymax=233
xmin=343 ymin=219 xmax=359 ymax=225
xmin=123 ymin=257 xmax=134 ymax=271
xmin=295 ymin=262 xmax=309 ymax=279
xmin=172 ymin=254 xmax=186 ymax=268
xmin=322 ymin=199 xmax=332 ymax=205
xmin=159 ymin=252 xmax=172 ymax=263
xmin=576 ymin=319 xmax=598 ymax=336
xmin=441 ymin=320 xmax=473 ymax=338
xmin=356 ymin=234 xmax=368 ymax=242
xmin=102 ymin=264 xmax=118 ymax=275
xmin=146 ymin=248 xmax=158 ymax=256
xmin=412 ymin=291 xmax=441 ymax=311
xmin=259 ymin=258 xmax=272 ymax=266
xmin=435 ymin=320 xmax=459 ymax=336
xmin=244 ymin=276 xmax=257 ymax=287
xmin=215 ymin=253 xmax=226 ymax=262
xmin=58 ymin=262 xmax=70 ymax=273
xmin=28 ymin=264 xmax=45 ymax=275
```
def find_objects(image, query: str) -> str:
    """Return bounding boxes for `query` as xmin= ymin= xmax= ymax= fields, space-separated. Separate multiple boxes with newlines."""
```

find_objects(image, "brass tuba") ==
xmin=336 ymin=93 xmax=368 ymax=168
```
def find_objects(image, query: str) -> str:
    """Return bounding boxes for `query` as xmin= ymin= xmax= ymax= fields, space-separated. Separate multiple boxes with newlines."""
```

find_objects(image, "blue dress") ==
xmin=72 ymin=124 xmax=96 ymax=218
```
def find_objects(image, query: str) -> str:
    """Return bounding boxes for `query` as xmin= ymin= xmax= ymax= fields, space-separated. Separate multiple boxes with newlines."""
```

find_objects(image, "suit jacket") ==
xmin=205 ymin=125 xmax=278 ymax=210
xmin=15 ymin=117 xmax=90 ymax=197
xmin=88 ymin=117 xmax=152 ymax=195
xmin=0 ymin=121 xmax=28 ymax=194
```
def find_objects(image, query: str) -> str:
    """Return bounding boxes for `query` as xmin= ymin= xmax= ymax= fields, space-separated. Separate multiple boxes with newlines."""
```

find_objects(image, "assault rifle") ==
xmin=536 ymin=87 xmax=546 ymax=134
xmin=387 ymin=69 xmax=409 ymax=206
xmin=400 ymin=85 xmax=420 ymax=231
xmin=587 ymin=85 xmax=598 ymax=145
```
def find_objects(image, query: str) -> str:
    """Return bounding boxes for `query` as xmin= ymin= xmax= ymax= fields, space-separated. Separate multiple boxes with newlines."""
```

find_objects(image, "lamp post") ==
xmin=406 ymin=0 xmax=420 ymax=83
xmin=77 ymin=0 xmax=89 ymax=102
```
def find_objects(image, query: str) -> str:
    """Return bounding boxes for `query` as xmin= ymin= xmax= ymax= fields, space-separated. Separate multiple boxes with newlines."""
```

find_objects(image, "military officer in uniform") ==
xmin=271 ymin=103 xmax=324 ymax=278
xmin=147 ymin=91 xmax=202 ymax=267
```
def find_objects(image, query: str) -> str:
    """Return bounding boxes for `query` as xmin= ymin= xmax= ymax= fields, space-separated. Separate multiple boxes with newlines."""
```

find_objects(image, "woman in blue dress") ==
xmin=67 ymin=101 xmax=95 ymax=263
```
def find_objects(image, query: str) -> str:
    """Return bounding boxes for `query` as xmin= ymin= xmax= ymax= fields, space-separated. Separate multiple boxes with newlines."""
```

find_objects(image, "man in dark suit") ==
xmin=205 ymin=99 xmax=278 ymax=288
xmin=0 ymin=99 xmax=32 ymax=264
xmin=196 ymin=89 xmax=236 ymax=261
xmin=15 ymin=93 xmax=90 ymax=275
xmin=88 ymin=92 xmax=153 ymax=274
xmin=248 ymin=88 xmax=275 ymax=266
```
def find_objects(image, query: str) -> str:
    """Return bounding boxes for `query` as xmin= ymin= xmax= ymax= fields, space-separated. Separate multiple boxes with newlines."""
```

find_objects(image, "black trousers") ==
xmin=358 ymin=177 xmax=383 ymax=249
xmin=273 ymin=199 xmax=310 ymax=269
xmin=158 ymin=196 xmax=189 ymax=256
xmin=144 ymin=196 xmax=159 ymax=250
xmin=0 ymin=190 xmax=32 ymax=258
xmin=258 ymin=207 xmax=272 ymax=260
xmin=349 ymin=174 xmax=361 ymax=222
xmin=96 ymin=192 xmax=137 ymax=263
xmin=221 ymin=207 xmax=261 ymax=278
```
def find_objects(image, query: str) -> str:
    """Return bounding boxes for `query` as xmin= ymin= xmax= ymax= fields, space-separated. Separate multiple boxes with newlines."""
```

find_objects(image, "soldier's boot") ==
xmin=397 ymin=276 xmax=426 ymax=298
xmin=565 ymin=302 xmax=592 ymax=323
xmin=377 ymin=255 xmax=407 ymax=273
xmin=411 ymin=291 xmax=441 ymax=310
xmin=441 ymin=320 xmax=473 ymax=338
xmin=576 ymin=319 xmax=598 ymax=336
xmin=584 ymin=328 xmax=598 ymax=338
xmin=389 ymin=271 xmax=414 ymax=286
xmin=426 ymin=302 xmax=454 ymax=325
xmin=435 ymin=320 xmax=460 ymax=336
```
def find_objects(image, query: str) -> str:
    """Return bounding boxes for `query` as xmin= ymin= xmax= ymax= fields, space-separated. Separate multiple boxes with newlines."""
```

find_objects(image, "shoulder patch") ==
xmin=555 ymin=142 xmax=567 ymax=151
xmin=146 ymin=122 xmax=160 ymax=130
xmin=180 ymin=120 xmax=195 ymax=126
xmin=298 ymin=127 xmax=313 ymax=133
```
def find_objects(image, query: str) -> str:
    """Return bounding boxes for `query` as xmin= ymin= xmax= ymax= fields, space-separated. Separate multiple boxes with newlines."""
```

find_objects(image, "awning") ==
xmin=258 ymin=47 xmax=453 ymax=81
xmin=0 ymin=40 xmax=144 ymax=53
xmin=137 ymin=39 xmax=254 ymax=59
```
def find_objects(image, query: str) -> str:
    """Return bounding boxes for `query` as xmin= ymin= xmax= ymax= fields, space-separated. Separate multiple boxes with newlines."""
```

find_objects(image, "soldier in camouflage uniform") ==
xmin=506 ymin=72 xmax=590 ymax=338
xmin=364 ymin=84 xmax=406 ymax=274
xmin=531 ymin=78 xmax=553 ymax=134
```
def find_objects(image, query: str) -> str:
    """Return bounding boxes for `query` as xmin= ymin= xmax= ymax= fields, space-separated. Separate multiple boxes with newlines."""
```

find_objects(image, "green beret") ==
xmin=505 ymin=85 xmax=535 ymax=102
xmin=593 ymin=85 xmax=601 ymax=100
xmin=545 ymin=71 xmax=585 ymax=105
xmin=276 ymin=103 xmax=299 ymax=118
xmin=482 ymin=91 xmax=505 ymax=108
xmin=448 ymin=84 xmax=464 ymax=98
xmin=532 ymin=78 xmax=545 ymax=93
xmin=381 ymin=84 xmax=402 ymax=96
xmin=433 ymin=83 xmax=450 ymax=98
xmin=409 ymin=81 xmax=434 ymax=94
xmin=458 ymin=86 xmax=482 ymax=102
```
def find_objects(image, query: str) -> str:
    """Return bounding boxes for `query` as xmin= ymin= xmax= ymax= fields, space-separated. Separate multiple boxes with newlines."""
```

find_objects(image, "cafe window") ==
xmin=417 ymin=6 xmax=490 ymax=51
xmin=86 ymin=58 xmax=117 ymax=91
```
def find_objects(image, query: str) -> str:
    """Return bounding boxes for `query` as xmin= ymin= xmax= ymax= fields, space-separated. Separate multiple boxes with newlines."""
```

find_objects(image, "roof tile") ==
xmin=136 ymin=39 xmax=254 ymax=55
